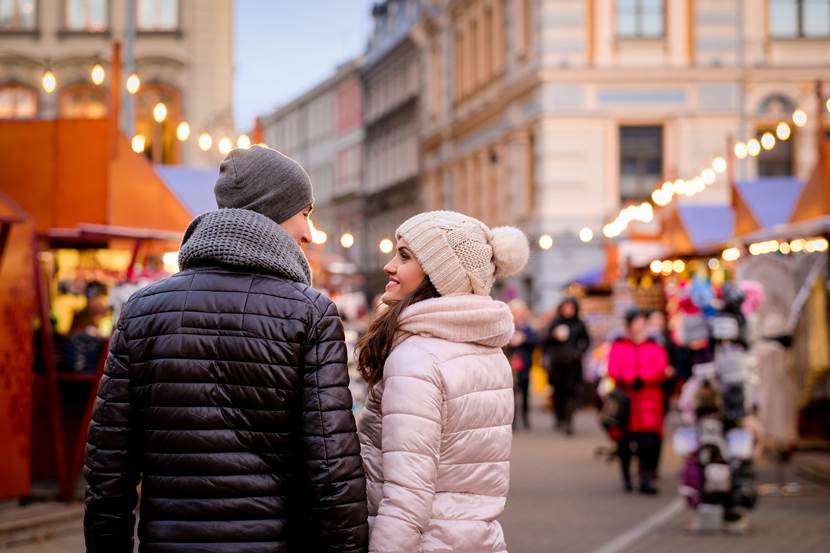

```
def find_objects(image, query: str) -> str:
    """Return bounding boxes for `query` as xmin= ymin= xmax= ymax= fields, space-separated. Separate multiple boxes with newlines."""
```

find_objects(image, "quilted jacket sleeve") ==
xmin=83 ymin=310 xmax=141 ymax=553
xmin=301 ymin=296 xmax=369 ymax=553
xmin=370 ymin=347 xmax=443 ymax=553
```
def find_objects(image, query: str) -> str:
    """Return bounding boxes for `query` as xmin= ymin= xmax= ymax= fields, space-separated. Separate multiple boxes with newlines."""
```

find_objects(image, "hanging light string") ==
xmin=600 ymin=99 xmax=830 ymax=240
xmin=41 ymin=63 xmax=252 ymax=155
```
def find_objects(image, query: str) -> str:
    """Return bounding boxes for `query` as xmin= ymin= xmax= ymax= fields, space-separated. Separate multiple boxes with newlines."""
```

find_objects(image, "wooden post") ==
xmin=111 ymin=41 xmax=122 ymax=160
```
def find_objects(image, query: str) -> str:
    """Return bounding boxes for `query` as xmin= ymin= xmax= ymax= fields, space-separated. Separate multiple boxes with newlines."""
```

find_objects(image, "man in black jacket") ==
xmin=84 ymin=145 xmax=369 ymax=553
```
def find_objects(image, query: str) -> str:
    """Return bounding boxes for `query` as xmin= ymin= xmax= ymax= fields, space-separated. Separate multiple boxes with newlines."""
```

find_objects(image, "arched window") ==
xmin=60 ymin=83 xmax=108 ymax=118
xmin=756 ymin=93 xmax=797 ymax=177
xmin=135 ymin=83 xmax=181 ymax=164
xmin=0 ymin=84 xmax=37 ymax=118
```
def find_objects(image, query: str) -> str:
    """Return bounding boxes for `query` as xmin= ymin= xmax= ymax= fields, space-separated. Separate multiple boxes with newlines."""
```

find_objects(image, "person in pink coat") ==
xmin=607 ymin=309 xmax=669 ymax=494
xmin=356 ymin=211 xmax=530 ymax=553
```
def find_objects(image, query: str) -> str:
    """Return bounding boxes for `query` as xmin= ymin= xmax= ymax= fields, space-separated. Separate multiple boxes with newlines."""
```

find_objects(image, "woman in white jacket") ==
xmin=357 ymin=211 xmax=529 ymax=553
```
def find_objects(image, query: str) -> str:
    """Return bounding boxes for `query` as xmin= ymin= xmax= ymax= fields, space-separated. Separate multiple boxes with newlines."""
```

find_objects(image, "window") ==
xmin=65 ymin=0 xmax=107 ymax=32
xmin=619 ymin=126 xmax=663 ymax=201
xmin=770 ymin=0 xmax=830 ymax=38
xmin=757 ymin=128 xmax=795 ymax=176
xmin=138 ymin=0 xmax=179 ymax=32
xmin=0 ymin=0 xmax=36 ymax=31
xmin=60 ymin=84 xmax=107 ymax=118
xmin=0 ymin=85 xmax=36 ymax=118
xmin=617 ymin=0 xmax=664 ymax=38
xmin=516 ymin=0 xmax=532 ymax=57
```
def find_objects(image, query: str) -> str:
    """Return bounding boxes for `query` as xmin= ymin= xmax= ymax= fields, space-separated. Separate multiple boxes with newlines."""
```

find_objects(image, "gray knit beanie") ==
xmin=396 ymin=211 xmax=530 ymax=296
xmin=214 ymin=145 xmax=314 ymax=224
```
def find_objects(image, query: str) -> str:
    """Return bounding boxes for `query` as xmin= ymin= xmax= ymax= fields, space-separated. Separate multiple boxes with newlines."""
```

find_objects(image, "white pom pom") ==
xmin=490 ymin=226 xmax=529 ymax=277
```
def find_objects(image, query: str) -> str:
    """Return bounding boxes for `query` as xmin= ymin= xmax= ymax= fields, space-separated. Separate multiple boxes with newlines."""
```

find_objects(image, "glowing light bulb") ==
xmin=340 ymin=233 xmax=355 ymax=248
xmin=650 ymin=260 xmax=663 ymax=274
xmin=712 ymin=157 xmax=727 ymax=174
xmin=41 ymin=70 xmax=57 ymax=93
xmin=538 ymin=234 xmax=554 ymax=250
xmin=131 ymin=134 xmax=146 ymax=153
xmin=734 ymin=142 xmax=748 ymax=159
xmin=792 ymin=109 xmax=807 ymax=127
xmin=176 ymin=121 xmax=190 ymax=141
xmin=761 ymin=132 xmax=775 ymax=151
xmin=702 ymin=168 xmax=716 ymax=185
xmin=722 ymin=247 xmax=741 ymax=262
xmin=747 ymin=139 xmax=761 ymax=157
xmin=198 ymin=132 xmax=212 ymax=151
xmin=218 ymin=136 xmax=233 ymax=155
xmin=236 ymin=134 xmax=251 ymax=149
xmin=153 ymin=102 xmax=167 ymax=123
xmin=126 ymin=73 xmax=140 ymax=94
xmin=90 ymin=63 xmax=105 ymax=85
xmin=379 ymin=239 xmax=394 ymax=254
xmin=776 ymin=121 xmax=791 ymax=141
xmin=579 ymin=227 xmax=593 ymax=243
xmin=673 ymin=260 xmax=686 ymax=273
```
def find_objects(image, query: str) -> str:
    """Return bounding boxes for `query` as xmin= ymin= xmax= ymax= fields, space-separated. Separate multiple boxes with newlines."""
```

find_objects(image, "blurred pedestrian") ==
xmin=357 ymin=211 xmax=529 ymax=553
xmin=507 ymin=299 xmax=540 ymax=430
xmin=543 ymin=297 xmax=590 ymax=435
xmin=83 ymin=146 xmax=368 ymax=553
xmin=608 ymin=309 xmax=669 ymax=494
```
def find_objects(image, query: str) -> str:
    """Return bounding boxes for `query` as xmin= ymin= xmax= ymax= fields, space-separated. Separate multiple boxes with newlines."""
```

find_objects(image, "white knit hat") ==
xmin=396 ymin=211 xmax=530 ymax=296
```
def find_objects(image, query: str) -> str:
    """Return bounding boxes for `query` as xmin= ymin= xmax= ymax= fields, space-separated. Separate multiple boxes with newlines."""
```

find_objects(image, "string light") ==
xmin=41 ymin=70 xmax=56 ymax=93
xmin=792 ymin=109 xmax=807 ymax=127
xmin=218 ymin=136 xmax=233 ymax=155
xmin=538 ymin=234 xmax=554 ymax=250
xmin=761 ymin=132 xmax=775 ymax=151
xmin=649 ymin=260 xmax=662 ymax=274
xmin=152 ymin=102 xmax=167 ymax=123
xmin=673 ymin=260 xmax=686 ymax=273
xmin=722 ymin=247 xmax=741 ymax=262
xmin=702 ymin=168 xmax=716 ymax=185
xmin=792 ymin=109 xmax=808 ymax=127
xmin=176 ymin=121 xmax=190 ymax=141
xmin=379 ymin=239 xmax=394 ymax=254
xmin=90 ymin=63 xmax=105 ymax=85
xmin=826 ymin=98 xmax=830 ymax=113
xmin=131 ymin=134 xmax=146 ymax=153
xmin=776 ymin=121 xmax=791 ymax=141
xmin=236 ymin=134 xmax=251 ymax=149
xmin=734 ymin=142 xmax=748 ymax=159
xmin=712 ymin=157 xmax=727 ymax=174
xmin=198 ymin=132 xmax=212 ymax=151
xmin=747 ymin=138 xmax=761 ymax=157
xmin=579 ymin=227 xmax=593 ymax=243
xmin=126 ymin=73 xmax=140 ymax=94
xmin=340 ymin=233 xmax=355 ymax=248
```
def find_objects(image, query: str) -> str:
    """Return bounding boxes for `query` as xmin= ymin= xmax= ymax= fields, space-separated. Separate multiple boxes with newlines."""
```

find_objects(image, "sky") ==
xmin=234 ymin=0 xmax=376 ymax=131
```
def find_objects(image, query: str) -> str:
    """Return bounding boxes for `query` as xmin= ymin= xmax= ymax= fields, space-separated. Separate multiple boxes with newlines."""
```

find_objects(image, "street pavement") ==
xmin=7 ymin=408 xmax=829 ymax=552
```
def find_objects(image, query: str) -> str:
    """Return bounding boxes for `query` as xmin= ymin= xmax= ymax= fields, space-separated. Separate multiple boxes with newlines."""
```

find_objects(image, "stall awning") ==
xmin=734 ymin=177 xmax=805 ymax=235
xmin=0 ymin=119 xmax=192 ymax=237
xmin=155 ymin=165 xmax=219 ymax=217
xmin=677 ymin=205 xmax=735 ymax=251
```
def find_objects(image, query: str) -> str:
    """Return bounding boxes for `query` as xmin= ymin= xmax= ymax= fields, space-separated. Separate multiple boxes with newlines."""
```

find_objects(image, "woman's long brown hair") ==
xmin=357 ymin=278 xmax=440 ymax=387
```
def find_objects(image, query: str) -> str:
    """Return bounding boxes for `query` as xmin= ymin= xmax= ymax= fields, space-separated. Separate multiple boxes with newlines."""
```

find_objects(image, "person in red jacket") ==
xmin=608 ymin=309 xmax=669 ymax=494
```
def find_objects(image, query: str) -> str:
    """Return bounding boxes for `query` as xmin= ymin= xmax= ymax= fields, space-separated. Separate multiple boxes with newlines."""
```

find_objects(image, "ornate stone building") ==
xmin=0 ymin=0 xmax=234 ymax=167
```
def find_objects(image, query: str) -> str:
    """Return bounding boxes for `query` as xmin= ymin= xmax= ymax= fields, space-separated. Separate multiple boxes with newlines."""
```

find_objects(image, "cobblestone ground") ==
xmin=8 ymin=408 xmax=829 ymax=553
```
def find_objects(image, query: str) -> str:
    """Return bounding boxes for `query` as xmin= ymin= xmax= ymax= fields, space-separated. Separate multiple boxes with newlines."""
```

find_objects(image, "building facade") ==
xmin=422 ymin=0 xmax=830 ymax=311
xmin=361 ymin=0 xmax=425 ymax=293
xmin=260 ymin=59 xmax=364 ymax=268
xmin=0 ymin=0 xmax=234 ymax=167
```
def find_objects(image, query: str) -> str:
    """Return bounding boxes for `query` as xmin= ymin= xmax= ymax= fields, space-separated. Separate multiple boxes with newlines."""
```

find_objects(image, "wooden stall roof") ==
xmin=0 ymin=119 xmax=192 ymax=238
xmin=791 ymin=142 xmax=830 ymax=224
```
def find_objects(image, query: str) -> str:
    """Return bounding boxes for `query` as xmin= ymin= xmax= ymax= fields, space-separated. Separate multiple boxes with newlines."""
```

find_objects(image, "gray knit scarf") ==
xmin=178 ymin=208 xmax=311 ymax=285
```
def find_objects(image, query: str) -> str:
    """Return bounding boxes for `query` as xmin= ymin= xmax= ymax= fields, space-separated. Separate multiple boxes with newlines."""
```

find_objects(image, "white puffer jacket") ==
xmin=358 ymin=294 xmax=515 ymax=553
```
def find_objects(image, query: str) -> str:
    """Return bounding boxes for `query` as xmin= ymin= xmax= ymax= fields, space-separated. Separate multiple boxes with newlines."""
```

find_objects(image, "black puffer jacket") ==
xmin=84 ymin=209 xmax=368 ymax=553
